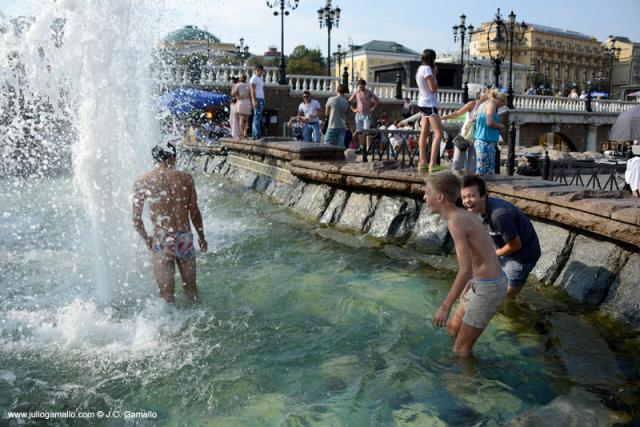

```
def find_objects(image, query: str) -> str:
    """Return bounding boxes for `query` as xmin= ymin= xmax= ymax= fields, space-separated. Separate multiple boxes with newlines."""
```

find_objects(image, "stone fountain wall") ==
xmin=185 ymin=139 xmax=640 ymax=330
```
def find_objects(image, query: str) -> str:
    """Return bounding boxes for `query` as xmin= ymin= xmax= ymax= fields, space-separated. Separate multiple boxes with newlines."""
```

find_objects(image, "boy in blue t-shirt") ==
xmin=460 ymin=175 xmax=541 ymax=298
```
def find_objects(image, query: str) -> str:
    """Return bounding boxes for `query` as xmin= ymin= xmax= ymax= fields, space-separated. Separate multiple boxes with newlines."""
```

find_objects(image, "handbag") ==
xmin=454 ymin=108 xmax=478 ymax=151
xmin=463 ymin=119 xmax=476 ymax=142
xmin=453 ymin=134 xmax=470 ymax=151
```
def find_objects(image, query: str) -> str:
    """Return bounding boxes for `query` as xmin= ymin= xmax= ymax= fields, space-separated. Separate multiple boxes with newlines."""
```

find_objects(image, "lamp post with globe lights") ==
xmin=234 ymin=37 xmax=250 ymax=66
xmin=452 ymin=14 xmax=474 ymax=102
xmin=603 ymin=37 xmax=621 ymax=98
xmin=266 ymin=0 xmax=299 ymax=85
xmin=318 ymin=0 xmax=341 ymax=77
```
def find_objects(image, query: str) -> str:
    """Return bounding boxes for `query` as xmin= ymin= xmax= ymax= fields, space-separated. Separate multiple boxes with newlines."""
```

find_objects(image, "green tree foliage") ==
xmin=287 ymin=45 xmax=325 ymax=75
xmin=247 ymin=55 xmax=279 ymax=68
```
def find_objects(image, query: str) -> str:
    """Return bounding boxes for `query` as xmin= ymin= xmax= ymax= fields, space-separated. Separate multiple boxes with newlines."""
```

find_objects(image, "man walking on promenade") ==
xmin=250 ymin=64 xmax=265 ymax=139
xmin=424 ymin=172 xmax=507 ymax=356
xmin=324 ymin=84 xmax=349 ymax=148
xmin=349 ymin=79 xmax=379 ymax=149
xmin=461 ymin=175 xmax=541 ymax=298
xmin=132 ymin=141 xmax=208 ymax=304
xmin=297 ymin=90 xmax=322 ymax=143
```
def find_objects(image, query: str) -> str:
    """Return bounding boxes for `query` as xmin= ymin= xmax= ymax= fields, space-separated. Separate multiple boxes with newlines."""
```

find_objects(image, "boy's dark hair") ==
xmin=462 ymin=175 xmax=488 ymax=198
xmin=421 ymin=49 xmax=436 ymax=67
xmin=357 ymin=79 xmax=366 ymax=86
xmin=152 ymin=141 xmax=177 ymax=162
xmin=255 ymin=64 xmax=264 ymax=71
xmin=336 ymin=84 xmax=347 ymax=94
xmin=425 ymin=171 xmax=460 ymax=203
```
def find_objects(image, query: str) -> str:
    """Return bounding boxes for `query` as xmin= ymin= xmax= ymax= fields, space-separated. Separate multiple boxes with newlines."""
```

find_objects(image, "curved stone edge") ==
xmin=197 ymin=154 xmax=640 ymax=331
xmin=497 ymin=194 xmax=640 ymax=248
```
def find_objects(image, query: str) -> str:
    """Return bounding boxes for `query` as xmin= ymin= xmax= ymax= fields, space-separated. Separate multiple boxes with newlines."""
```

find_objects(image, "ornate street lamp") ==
xmin=332 ymin=43 xmax=347 ymax=77
xmin=486 ymin=10 xmax=506 ymax=91
xmin=486 ymin=8 xmax=527 ymax=176
xmin=452 ymin=13 xmax=473 ymax=102
xmin=266 ymin=0 xmax=299 ymax=85
xmin=234 ymin=37 xmax=250 ymax=66
xmin=603 ymin=36 xmax=621 ymax=98
xmin=318 ymin=0 xmax=341 ymax=77
xmin=506 ymin=10 xmax=527 ymax=108
xmin=348 ymin=36 xmax=355 ymax=88
xmin=486 ymin=8 xmax=527 ymax=108
xmin=467 ymin=56 xmax=479 ymax=84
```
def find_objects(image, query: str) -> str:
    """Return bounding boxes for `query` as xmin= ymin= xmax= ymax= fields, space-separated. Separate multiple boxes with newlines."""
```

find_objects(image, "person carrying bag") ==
xmin=442 ymin=89 xmax=491 ymax=175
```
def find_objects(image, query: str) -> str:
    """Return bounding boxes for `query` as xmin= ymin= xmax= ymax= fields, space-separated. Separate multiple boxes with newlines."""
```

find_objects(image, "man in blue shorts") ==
xmin=460 ymin=175 xmax=541 ymax=298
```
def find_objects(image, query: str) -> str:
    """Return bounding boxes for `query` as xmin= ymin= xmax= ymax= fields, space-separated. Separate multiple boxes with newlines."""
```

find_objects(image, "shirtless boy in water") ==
xmin=423 ymin=172 xmax=506 ymax=356
xmin=132 ymin=142 xmax=207 ymax=304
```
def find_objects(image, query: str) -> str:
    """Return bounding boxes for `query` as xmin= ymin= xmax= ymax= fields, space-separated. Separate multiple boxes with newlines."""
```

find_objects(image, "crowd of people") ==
xmin=221 ymin=58 xmax=507 ymax=178
xmin=226 ymin=64 xmax=386 ymax=151
xmin=237 ymin=53 xmax=512 ymax=179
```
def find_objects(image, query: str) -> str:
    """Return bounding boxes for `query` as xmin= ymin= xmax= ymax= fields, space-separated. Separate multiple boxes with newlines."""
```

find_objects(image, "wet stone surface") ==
xmin=553 ymin=235 xmax=628 ymax=305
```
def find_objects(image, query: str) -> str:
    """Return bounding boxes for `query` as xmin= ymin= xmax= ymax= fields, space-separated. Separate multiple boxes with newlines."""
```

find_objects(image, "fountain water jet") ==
xmin=0 ymin=0 xmax=162 ymax=300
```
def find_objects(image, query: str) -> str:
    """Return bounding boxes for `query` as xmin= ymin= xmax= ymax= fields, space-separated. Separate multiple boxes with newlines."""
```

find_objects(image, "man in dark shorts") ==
xmin=460 ymin=175 xmax=541 ymax=298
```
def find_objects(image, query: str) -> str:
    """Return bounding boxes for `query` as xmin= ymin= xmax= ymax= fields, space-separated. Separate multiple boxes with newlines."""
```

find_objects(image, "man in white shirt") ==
xmin=250 ymin=65 xmax=265 ymax=139
xmin=297 ymin=90 xmax=322 ymax=143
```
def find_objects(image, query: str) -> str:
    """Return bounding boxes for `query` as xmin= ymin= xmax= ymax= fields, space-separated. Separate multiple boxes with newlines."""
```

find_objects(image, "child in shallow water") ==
xmin=423 ymin=171 xmax=507 ymax=356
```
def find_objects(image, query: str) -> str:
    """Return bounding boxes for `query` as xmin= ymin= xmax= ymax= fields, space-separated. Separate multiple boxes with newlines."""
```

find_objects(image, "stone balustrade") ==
xmin=371 ymin=83 xmax=397 ymax=100
xmin=514 ymin=95 xmax=637 ymax=113
xmin=288 ymin=75 xmax=337 ymax=94
xmin=153 ymin=64 xmax=637 ymax=113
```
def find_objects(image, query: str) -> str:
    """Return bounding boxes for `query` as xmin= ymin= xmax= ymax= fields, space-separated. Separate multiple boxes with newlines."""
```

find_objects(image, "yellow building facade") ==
xmin=605 ymin=36 xmax=640 ymax=99
xmin=469 ymin=22 xmax=605 ymax=92
xmin=336 ymin=40 xmax=420 ymax=83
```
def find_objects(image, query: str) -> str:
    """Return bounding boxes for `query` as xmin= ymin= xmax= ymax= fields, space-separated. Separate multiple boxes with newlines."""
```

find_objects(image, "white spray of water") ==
xmin=4 ymin=0 xmax=163 ymax=300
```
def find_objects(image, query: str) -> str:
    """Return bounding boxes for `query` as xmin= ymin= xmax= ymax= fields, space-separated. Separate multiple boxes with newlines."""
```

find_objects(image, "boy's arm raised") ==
xmin=433 ymin=220 xmax=473 ymax=327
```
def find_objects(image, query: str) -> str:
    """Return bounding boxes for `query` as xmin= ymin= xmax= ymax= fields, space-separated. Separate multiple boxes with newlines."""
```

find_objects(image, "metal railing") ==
xmin=540 ymin=153 xmax=627 ymax=191
xmin=359 ymin=129 xmax=422 ymax=167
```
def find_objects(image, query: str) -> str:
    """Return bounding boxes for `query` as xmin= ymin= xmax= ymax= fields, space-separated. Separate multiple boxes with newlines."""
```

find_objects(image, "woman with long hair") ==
xmin=415 ymin=49 xmax=445 ymax=173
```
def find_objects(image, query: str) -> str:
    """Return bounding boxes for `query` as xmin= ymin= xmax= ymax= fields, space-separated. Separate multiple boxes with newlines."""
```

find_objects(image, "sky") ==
xmin=2 ymin=0 xmax=640 ymax=59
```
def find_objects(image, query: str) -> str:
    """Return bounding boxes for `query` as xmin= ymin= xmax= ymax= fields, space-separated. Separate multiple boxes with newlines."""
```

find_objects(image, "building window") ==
xmin=555 ymin=63 xmax=560 ymax=78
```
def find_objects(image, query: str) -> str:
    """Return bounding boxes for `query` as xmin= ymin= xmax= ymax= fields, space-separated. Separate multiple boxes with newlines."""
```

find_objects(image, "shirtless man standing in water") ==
xmin=423 ymin=172 xmax=506 ymax=356
xmin=132 ymin=141 xmax=207 ymax=304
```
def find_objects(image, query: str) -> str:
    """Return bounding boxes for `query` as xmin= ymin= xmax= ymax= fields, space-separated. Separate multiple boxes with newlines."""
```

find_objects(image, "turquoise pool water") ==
xmin=0 ymin=175 xmax=638 ymax=426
